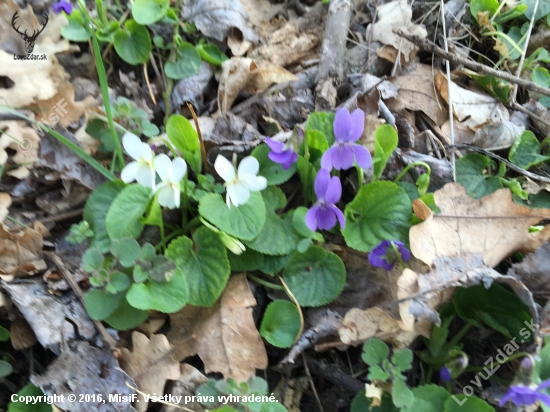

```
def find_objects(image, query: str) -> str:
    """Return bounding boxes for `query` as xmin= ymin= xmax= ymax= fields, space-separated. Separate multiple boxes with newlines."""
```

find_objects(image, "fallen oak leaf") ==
xmin=120 ymin=332 xmax=181 ymax=412
xmin=167 ymin=273 xmax=268 ymax=382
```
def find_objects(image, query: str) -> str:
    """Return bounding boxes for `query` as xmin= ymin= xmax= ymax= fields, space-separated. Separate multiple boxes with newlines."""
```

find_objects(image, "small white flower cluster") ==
xmin=120 ymin=132 xmax=267 ymax=209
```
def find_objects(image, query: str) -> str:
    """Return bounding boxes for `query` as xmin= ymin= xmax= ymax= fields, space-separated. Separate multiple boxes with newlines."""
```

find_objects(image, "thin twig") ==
xmin=278 ymin=275 xmax=304 ymax=346
xmin=48 ymin=253 xmax=118 ymax=352
xmin=36 ymin=208 xmax=83 ymax=224
xmin=393 ymin=30 xmax=550 ymax=97
xmin=511 ymin=0 xmax=539 ymax=103
xmin=446 ymin=144 xmax=550 ymax=183
xmin=302 ymin=354 xmax=325 ymax=412
xmin=143 ymin=63 xmax=157 ymax=105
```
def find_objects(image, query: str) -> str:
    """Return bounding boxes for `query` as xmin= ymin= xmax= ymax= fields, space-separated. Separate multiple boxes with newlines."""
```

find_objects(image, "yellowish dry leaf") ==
xmin=167 ymin=273 xmax=268 ymax=382
xmin=0 ymin=223 xmax=46 ymax=278
xmin=120 ymin=332 xmax=181 ymax=412
xmin=0 ymin=193 xmax=11 ymax=224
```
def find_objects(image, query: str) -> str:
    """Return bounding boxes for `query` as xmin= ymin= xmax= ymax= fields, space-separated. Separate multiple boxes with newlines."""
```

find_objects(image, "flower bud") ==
xmin=416 ymin=173 xmax=430 ymax=196
xmin=219 ymin=232 xmax=246 ymax=255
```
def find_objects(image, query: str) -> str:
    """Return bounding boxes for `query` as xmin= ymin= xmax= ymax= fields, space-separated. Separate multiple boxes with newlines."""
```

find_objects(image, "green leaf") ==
xmin=373 ymin=125 xmax=398 ymax=178
xmin=260 ymin=300 xmax=301 ymax=348
xmin=132 ymin=0 xmax=169 ymax=25
xmin=143 ymin=194 xmax=163 ymax=227
xmin=111 ymin=238 xmax=140 ymax=267
xmin=0 ymin=360 xmax=12 ymax=378
xmin=468 ymin=73 xmax=511 ymax=103
xmin=251 ymin=144 xmax=297 ymax=186
xmin=351 ymin=391 xmax=399 ymax=412
xmin=196 ymin=43 xmax=228 ymax=66
xmin=392 ymin=378 xmax=414 ymax=409
xmin=306 ymin=130 xmax=329 ymax=165
xmin=114 ymin=20 xmax=152 ymax=65
xmin=83 ymin=181 xmax=126 ymax=253
xmin=126 ymin=267 xmax=188 ymax=312
xmin=470 ymin=0 xmax=499 ymax=22
xmin=500 ymin=26 xmax=525 ymax=60
xmin=139 ymin=243 xmax=157 ymax=261
xmin=443 ymin=394 xmax=494 ymax=412
xmin=227 ymin=248 xmax=265 ymax=271
xmin=0 ymin=325 xmax=9 ymax=341
xmin=165 ymin=43 xmax=202 ymax=80
xmin=96 ymin=21 xmax=120 ymax=43
xmin=453 ymin=283 xmax=533 ymax=341
xmin=104 ymin=298 xmax=149 ymax=330
xmin=84 ymin=290 xmax=123 ymax=320
xmin=296 ymin=238 xmax=312 ymax=253
xmin=165 ymin=227 xmax=230 ymax=306
xmin=456 ymin=153 xmax=503 ymax=199
xmin=245 ymin=206 xmax=301 ymax=256
xmin=260 ymin=253 xmax=292 ymax=276
xmin=297 ymin=155 xmax=316 ymax=202
xmin=522 ymin=0 xmax=550 ymax=20
xmin=306 ymin=112 xmax=335 ymax=145
xmin=493 ymin=4 xmax=528 ymax=24
xmin=166 ymin=114 xmax=201 ymax=173
xmin=282 ymin=246 xmax=345 ymax=306
xmin=105 ymin=184 xmax=152 ymax=240
xmin=509 ymin=131 xmax=550 ymax=170
xmin=362 ymin=338 xmax=389 ymax=366
xmin=392 ymin=349 xmax=413 ymax=371
xmin=343 ymin=181 xmax=412 ymax=252
xmin=532 ymin=67 xmax=550 ymax=88
xmin=407 ymin=384 xmax=450 ymax=412
xmin=81 ymin=248 xmax=104 ymax=272
xmin=293 ymin=207 xmax=324 ymax=241
xmin=367 ymin=365 xmax=390 ymax=381
xmin=8 ymin=384 xmax=52 ymax=412
xmin=199 ymin=192 xmax=266 ymax=241
xmin=110 ymin=271 xmax=131 ymax=292
xmin=60 ymin=10 xmax=91 ymax=42
xmin=261 ymin=186 xmax=287 ymax=212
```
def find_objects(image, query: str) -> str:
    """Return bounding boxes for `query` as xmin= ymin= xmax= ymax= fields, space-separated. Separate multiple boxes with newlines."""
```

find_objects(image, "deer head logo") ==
xmin=11 ymin=11 xmax=49 ymax=54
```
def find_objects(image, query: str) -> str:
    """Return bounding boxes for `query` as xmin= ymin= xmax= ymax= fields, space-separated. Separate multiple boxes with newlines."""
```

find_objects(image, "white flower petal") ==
xmin=154 ymin=153 xmax=172 ymax=182
xmin=138 ymin=143 xmax=153 ymax=162
xmin=238 ymin=156 xmax=260 ymax=177
xmin=135 ymin=164 xmax=155 ymax=188
xmin=157 ymin=185 xmax=176 ymax=209
xmin=214 ymin=155 xmax=235 ymax=182
xmin=240 ymin=174 xmax=267 ymax=191
xmin=227 ymin=181 xmax=250 ymax=207
xmin=122 ymin=132 xmax=142 ymax=160
xmin=171 ymin=157 xmax=187 ymax=182
xmin=120 ymin=161 xmax=139 ymax=183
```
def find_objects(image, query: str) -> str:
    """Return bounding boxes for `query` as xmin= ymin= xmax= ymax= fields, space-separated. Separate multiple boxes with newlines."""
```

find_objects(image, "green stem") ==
xmin=181 ymin=174 xmax=188 ymax=228
xmin=391 ymin=241 xmax=408 ymax=269
xmin=303 ymin=131 xmax=312 ymax=204
xmin=182 ymin=215 xmax=201 ymax=234
xmin=247 ymin=274 xmax=285 ymax=290
xmin=426 ymin=365 xmax=433 ymax=384
xmin=447 ymin=321 xmax=475 ymax=348
xmin=481 ymin=30 xmax=525 ymax=55
xmin=163 ymin=0 xmax=182 ymax=124
xmin=356 ymin=165 xmax=364 ymax=188
xmin=95 ymin=0 xmax=108 ymax=26
xmin=90 ymin=31 xmax=125 ymax=171
xmin=393 ymin=161 xmax=432 ymax=183
xmin=465 ymin=352 xmax=531 ymax=373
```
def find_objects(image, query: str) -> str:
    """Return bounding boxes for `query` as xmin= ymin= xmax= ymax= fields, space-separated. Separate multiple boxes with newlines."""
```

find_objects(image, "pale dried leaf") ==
xmin=369 ymin=0 xmax=427 ymax=62
xmin=0 ymin=223 xmax=46 ymax=276
xmin=0 ymin=193 xmax=11 ymax=223
xmin=167 ymin=273 xmax=268 ymax=382
xmin=410 ymin=183 xmax=550 ymax=267
xmin=120 ymin=332 xmax=181 ymax=412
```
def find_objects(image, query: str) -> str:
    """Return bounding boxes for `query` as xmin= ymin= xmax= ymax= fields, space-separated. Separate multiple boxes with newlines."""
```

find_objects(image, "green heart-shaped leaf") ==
xmin=105 ymin=184 xmax=151 ymax=240
xmin=132 ymin=0 xmax=169 ymax=25
xmin=260 ymin=300 xmax=301 ymax=348
xmin=114 ymin=20 xmax=152 ymax=65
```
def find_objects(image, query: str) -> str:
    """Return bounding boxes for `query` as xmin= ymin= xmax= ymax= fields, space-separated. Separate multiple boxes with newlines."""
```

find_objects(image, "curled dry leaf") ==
xmin=368 ymin=0 xmax=427 ymax=62
xmin=167 ymin=274 xmax=268 ymax=382
xmin=120 ymin=332 xmax=181 ymax=412
xmin=0 ymin=223 xmax=46 ymax=278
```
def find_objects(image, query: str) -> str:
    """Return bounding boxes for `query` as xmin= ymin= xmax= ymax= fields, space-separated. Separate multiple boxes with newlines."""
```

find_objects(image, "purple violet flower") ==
xmin=368 ymin=240 xmax=411 ymax=271
xmin=52 ymin=0 xmax=73 ymax=14
xmin=305 ymin=169 xmax=345 ymax=231
xmin=500 ymin=381 xmax=550 ymax=408
xmin=321 ymin=108 xmax=372 ymax=171
xmin=440 ymin=366 xmax=452 ymax=382
xmin=265 ymin=137 xmax=298 ymax=170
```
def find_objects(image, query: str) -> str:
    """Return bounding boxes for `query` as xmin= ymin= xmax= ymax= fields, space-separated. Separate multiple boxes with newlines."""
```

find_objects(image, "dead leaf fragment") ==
xmin=120 ymin=332 xmax=181 ymax=412
xmin=167 ymin=274 xmax=268 ymax=382
xmin=410 ymin=183 xmax=550 ymax=267
xmin=161 ymin=364 xmax=208 ymax=412
xmin=0 ymin=223 xmax=46 ymax=276
xmin=369 ymin=0 xmax=427 ymax=62
xmin=0 ymin=193 xmax=11 ymax=224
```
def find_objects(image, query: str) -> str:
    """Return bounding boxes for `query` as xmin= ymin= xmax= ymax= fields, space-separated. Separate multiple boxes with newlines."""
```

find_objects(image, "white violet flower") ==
xmin=214 ymin=155 xmax=267 ymax=208
xmin=153 ymin=154 xmax=187 ymax=209
xmin=120 ymin=132 xmax=156 ymax=189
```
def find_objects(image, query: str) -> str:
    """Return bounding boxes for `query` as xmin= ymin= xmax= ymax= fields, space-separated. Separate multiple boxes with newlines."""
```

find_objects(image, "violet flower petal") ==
xmin=265 ymin=138 xmax=284 ymax=153
xmin=331 ymin=145 xmax=355 ymax=170
xmin=537 ymin=380 xmax=550 ymax=391
xmin=320 ymin=146 xmax=336 ymax=171
xmin=538 ymin=393 xmax=550 ymax=408
xmin=499 ymin=392 xmax=514 ymax=407
xmin=333 ymin=109 xmax=352 ymax=141
xmin=397 ymin=243 xmax=412 ymax=261
xmin=314 ymin=169 xmax=331 ymax=200
xmin=353 ymin=145 xmax=373 ymax=170
xmin=330 ymin=205 xmax=346 ymax=229
xmin=368 ymin=252 xmax=395 ymax=271
xmin=269 ymin=150 xmax=293 ymax=164
xmin=348 ymin=109 xmax=365 ymax=142
xmin=305 ymin=204 xmax=321 ymax=231
xmin=316 ymin=206 xmax=337 ymax=230
xmin=325 ymin=174 xmax=342 ymax=204
xmin=439 ymin=366 xmax=452 ymax=382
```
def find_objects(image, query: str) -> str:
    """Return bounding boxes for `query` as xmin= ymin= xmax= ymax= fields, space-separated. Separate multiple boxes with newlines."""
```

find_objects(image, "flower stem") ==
xmin=247 ymin=274 xmax=285 ymax=290
xmin=182 ymin=215 xmax=201 ymax=235
xmin=356 ymin=165 xmax=364 ymax=188
xmin=391 ymin=241 xmax=408 ymax=269
xmin=393 ymin=161 xmax=432 ymax=184
xmin=186 ymin=102 xmax=208 ymax=174
xmin=464 ymin=352 xmax=531 ymax=373
xmin=447 ymin=321 xmax=475 ymax=348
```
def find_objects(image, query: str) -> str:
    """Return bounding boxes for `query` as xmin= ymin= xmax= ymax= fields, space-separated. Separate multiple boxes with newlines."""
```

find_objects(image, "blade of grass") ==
xmin=0 ymin=106 xmax=117 ymax=182
xmin=90 ymin=30 xmax=125 ymax=172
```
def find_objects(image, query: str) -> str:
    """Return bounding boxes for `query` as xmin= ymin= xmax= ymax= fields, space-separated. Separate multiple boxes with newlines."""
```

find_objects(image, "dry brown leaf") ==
xmin=120 ymin=332 xmax=181 ymax=412
xmin=410 ymin=183 xmax=550 ymax=267
xmin=385 ymin=64 xmax=449 ymax=126
xmin=0 ymin=121 xmax=40 ymax=170
xmin=434 ymin=71 xmax=509 ymax=130
xmin=339 ymin=307 xmax=403 ymax=345
xmin=0 ymin=193 xmax=11 ymax=224
xmin=0 ymin=223 xmax=46 ymax=278
xmin=245 ymin=66 xmax=298 ymax=95
xmin=161 ymin=364 xmax=208 ymax=412
xmin=167 ymin=273 xmax=268 ymax=382
xmin=369 ymin=0 xmax=427 ymax=62
xmin=10 ymin=313 xmax=37 ymax=350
